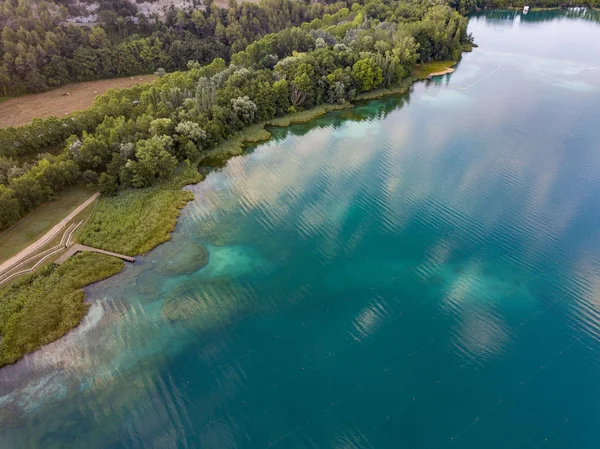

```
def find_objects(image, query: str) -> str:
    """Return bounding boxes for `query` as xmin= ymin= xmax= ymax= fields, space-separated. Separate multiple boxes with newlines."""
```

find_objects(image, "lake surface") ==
xmin=2 ymin=9 xmax=600 ymax=449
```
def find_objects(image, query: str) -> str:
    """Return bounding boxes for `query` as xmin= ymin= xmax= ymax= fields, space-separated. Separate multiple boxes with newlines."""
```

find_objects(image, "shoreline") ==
xmin=426 ymin=68 xmax=455 ymax=79
xmin=0 ymin=59 xmax=461 ymax=369
xmin=199 ymin=103 xmax=354 ymax=166
xmin=197 ymin=71 xmax=446 ymax=165
xmin=475 ymin=5 xmax=596 ymax=11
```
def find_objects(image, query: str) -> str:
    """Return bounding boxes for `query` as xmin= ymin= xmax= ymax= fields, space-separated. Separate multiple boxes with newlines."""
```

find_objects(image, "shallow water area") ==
xmin=2 ymin=9 xmax=600 ymax=448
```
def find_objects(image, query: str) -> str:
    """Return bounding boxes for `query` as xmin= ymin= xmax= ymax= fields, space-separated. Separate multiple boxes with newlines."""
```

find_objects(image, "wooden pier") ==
xmin=55 ymin=244 xmax=135 ymax=265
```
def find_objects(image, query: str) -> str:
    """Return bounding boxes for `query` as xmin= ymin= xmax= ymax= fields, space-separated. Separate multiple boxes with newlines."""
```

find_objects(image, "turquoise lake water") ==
xmin=2 ymin=9 xmax=600 ymax=448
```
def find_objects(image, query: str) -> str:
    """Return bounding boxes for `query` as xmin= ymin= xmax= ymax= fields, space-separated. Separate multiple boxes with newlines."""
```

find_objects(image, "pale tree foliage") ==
xmin=187 ymin=60 xmax=202 ymax=70
xmin=149 ymin=118 xmax=173 ymax=136
xmin=175 ymin=121 xmax=207 ymax=162
xmin=233 ymin=68 xmax=251 ymax=78
xmin=327 ymin=81 xmax=347 ymax=104
xmin=231 ymin=96 xmax=257 ymax=123
xmin=67 ymin=138 xmax=82 ymax=156
xmin=275 ymin=56 xmax=299 ymax=71
xmin=175 ymin=121 xmax=207 ymax=143
xmin=119 ymin=142 xmax=135 ymax=159
xmin=210 ymin=64 xmax=240 ymax=87
xmin=195 ymin=77 xmax=217 ymax=112
xmin=310 ymin=29 xmax=336 ymax=46
xmin=159 ymin=87 xmax=192 ymax=110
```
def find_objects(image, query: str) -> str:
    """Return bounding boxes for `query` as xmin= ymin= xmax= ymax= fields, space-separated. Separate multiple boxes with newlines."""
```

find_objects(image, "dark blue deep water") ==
xmin=2 ymin=9 xmax=600 ymax=449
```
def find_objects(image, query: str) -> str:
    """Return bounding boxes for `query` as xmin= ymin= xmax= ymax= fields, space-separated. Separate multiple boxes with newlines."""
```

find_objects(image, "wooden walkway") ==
xmin=55 ymin=244 xmax=135 ymax=265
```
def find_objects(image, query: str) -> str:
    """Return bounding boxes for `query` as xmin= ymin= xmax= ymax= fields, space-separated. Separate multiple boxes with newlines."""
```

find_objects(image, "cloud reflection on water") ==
xmin=2 ymin=14 xmax=600 ymax=447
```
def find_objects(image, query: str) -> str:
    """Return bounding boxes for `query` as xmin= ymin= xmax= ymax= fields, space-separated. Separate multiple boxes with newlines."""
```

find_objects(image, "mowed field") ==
xmin=0 ymin=75 xmax=155 ymax=128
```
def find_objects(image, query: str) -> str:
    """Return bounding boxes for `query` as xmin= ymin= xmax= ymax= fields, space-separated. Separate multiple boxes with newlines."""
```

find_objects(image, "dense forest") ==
xmin=0 ymin=0 xmax=474 ymax=230
xmin=0 ymin=0 xmax=353 ymax=95
xmin=1 ymin=0 xmax=597 ymax=97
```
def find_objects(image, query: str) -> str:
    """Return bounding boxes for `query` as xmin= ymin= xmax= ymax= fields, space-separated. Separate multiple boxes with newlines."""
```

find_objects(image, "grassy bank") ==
xmin=79 ymin=165 xmax=202 ymax=255
xmin=413 ymin=61 xmax=458 ymax=80
xmin=0 ymin=167 xmax=199 ymax=367
xmin=355 ymin=77 xmax=415 ymax=101
xmin=205 ymin=63 xmax=453 ymax=164
xmin=0 ymin=252 xmax=124 ymax=367
xmin=0 ymin=57 xmax=471 ymax=366
xmin=203 ymin=103 xmax=352 ymax=165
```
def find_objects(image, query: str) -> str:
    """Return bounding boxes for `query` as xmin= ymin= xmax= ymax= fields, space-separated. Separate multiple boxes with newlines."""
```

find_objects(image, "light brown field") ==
xmin=0 ymin=75 xmax=155 ymax=128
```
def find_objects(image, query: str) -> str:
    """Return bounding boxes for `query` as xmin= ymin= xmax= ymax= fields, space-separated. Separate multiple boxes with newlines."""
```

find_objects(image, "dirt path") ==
xmin=0 ymin=193 xmax=100 ymax=277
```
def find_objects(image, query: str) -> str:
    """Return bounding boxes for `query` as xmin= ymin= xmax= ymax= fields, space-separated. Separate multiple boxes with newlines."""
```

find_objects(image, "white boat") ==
xmin=523 ymin=5 xmax=530 ymax=13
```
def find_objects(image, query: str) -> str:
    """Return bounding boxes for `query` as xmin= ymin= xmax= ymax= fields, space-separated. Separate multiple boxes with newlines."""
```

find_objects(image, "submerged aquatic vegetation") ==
xmin=156 ymin=239 xmax=209 ymax=276
xmin=161 ymin=279 xmax=250 ymax=330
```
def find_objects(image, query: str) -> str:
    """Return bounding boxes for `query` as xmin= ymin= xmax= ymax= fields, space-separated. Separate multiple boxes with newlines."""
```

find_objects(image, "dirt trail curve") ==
xmin=0 ymin=192 xmax=100 ymax=277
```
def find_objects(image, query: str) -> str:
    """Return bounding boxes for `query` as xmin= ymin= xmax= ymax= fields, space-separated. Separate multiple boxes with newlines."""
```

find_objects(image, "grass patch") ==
xmin=204 ymin=103 xmax=351 ymax=165
xmin=355 ymin=78 xmax=414 ymax=101
xmin=0 ymin=186 xmax=96 ymax=264
xmin=530 ymin=7 xmax=561 ymax=11
xmin=269 ymin=103 xmax=350 ymax=126
xmin=204 ymin=124 xmax=273 ymax=165
xmin=506 ymin=6 xmax=562 ymax=11
xmin=0 ymin=252 xmax=124 ymax=367
xmin=413 ymin=61 xmax=457 ymax=80
xmin=79 ymin=165 xmax=202 ymax=256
